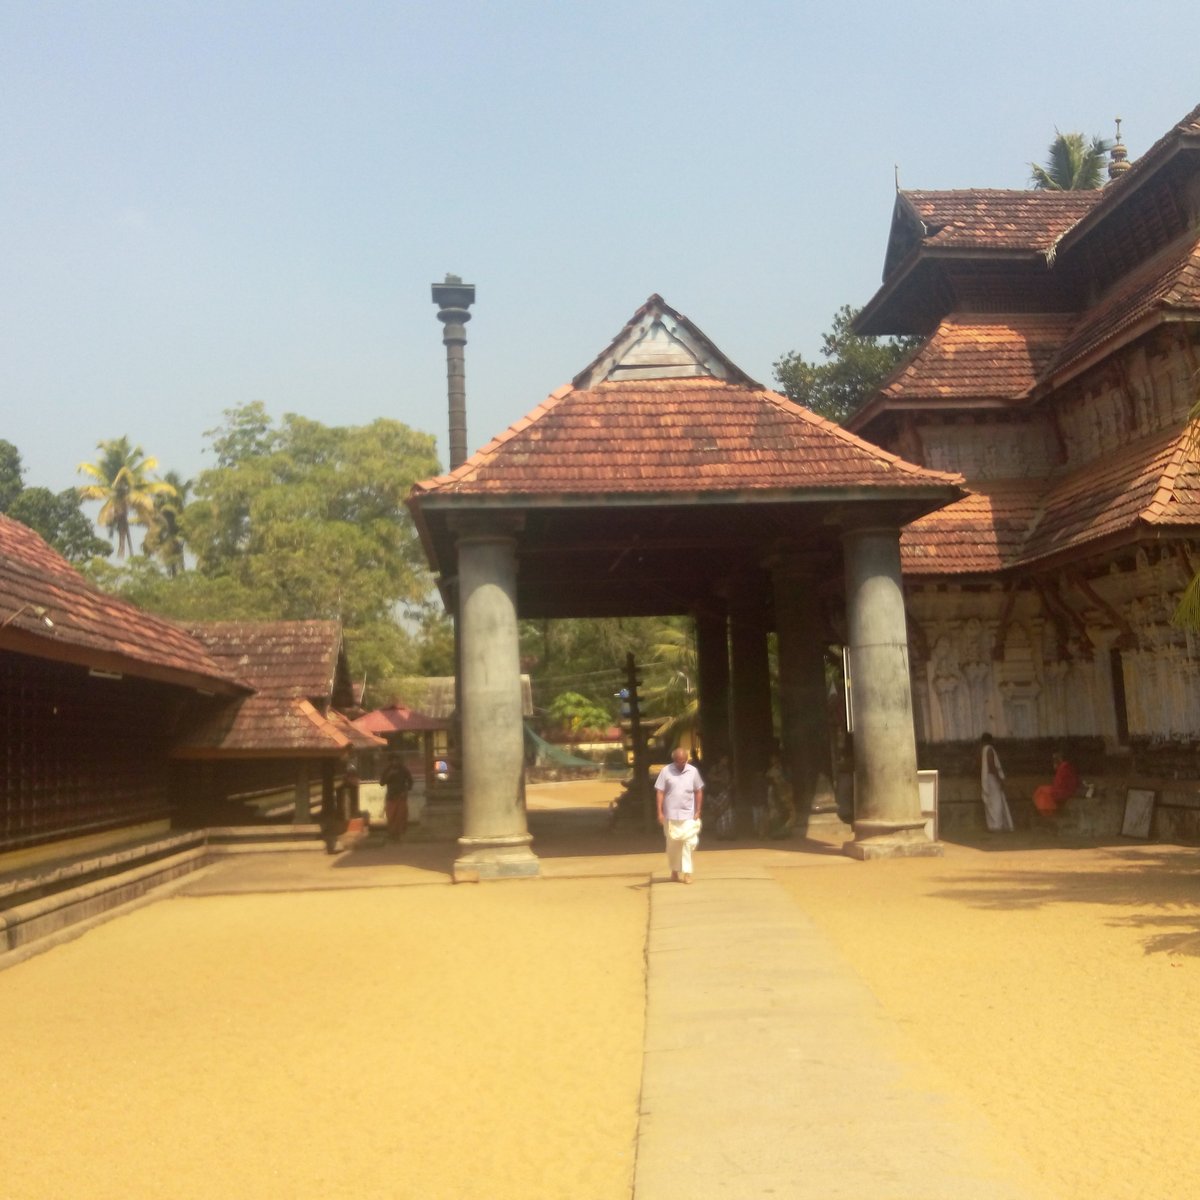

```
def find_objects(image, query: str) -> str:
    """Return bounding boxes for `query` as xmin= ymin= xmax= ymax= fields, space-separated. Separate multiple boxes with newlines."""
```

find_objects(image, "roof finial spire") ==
xmin=1108 ymin=116 xmax=1131 ymax=181
xmin=894 ymin=163 xmax=901 ymax=193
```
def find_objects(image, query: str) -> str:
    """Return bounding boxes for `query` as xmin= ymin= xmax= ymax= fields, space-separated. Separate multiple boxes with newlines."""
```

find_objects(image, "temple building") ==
xmin=848 ymin=104 xmax=1200 ymax=835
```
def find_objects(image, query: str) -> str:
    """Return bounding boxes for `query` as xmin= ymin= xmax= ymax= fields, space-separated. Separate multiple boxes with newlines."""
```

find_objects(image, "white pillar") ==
xmin=453 ymin=525 xmax=539 ymax=881
xmin=842 ymin=524 xmax=941 ymax=859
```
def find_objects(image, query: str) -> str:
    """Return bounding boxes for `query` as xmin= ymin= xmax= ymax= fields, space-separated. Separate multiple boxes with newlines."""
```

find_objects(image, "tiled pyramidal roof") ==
xmin=412 ymin=296 xmax=961 ymax=500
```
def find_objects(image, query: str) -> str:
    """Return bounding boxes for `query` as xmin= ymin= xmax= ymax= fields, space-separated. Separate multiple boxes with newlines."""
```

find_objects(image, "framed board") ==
xmin=1121 ymin=788 xmax=1155 ymax=839
xmin=917 ymin=769 xmax=939 ymax=841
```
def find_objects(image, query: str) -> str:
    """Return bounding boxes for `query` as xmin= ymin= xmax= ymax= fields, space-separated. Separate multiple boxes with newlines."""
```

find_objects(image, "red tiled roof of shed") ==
xmin=174 ymin=621 xmax=384 ymax=757
xmin=0 ymin=514 xmax=239 ymax=690
xmin=186 ymin=620 xmax=344 ymax=698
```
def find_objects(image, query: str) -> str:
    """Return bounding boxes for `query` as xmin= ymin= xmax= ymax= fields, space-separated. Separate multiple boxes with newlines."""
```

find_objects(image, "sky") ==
xmin=2 ymin=1 xmax=1198 ymax=505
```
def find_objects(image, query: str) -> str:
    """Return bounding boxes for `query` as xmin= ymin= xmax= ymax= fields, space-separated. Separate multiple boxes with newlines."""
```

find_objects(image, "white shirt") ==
xmin=655 ymin=762 xmax=704 ymax=820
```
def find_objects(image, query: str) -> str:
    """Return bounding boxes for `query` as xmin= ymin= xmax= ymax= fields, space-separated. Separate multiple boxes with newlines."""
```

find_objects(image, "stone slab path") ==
xmin=634 ymin=865 xmax=1036 ymax=1200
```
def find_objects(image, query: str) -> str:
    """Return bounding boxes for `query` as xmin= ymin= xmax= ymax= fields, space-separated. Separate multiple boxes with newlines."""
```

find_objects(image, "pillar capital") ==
xmin=450 ymin=513 xmax=525 ymax=546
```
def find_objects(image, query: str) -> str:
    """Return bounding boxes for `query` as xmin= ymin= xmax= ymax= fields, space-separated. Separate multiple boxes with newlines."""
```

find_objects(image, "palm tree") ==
xmin=141 ymin=470 xmax=191 ymax=576
xmin=1030 ymin=131 xmax=1113 ymax=191
xmin=77 ymin=436 xmax=175 ymax=558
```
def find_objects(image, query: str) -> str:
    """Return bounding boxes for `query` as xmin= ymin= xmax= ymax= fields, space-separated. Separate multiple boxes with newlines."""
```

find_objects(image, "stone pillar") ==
xmin=694 ymin=607 xmax=731 ymax=767
xmin=841 ymin=524 xmax=940 ymax=859
xmin=431 ymin=276 xmax=475 ymax=471
xmin=770 ymin=554 xmax=834 ymax=823
xmin=293 ymin=760 xmax=311 ymax=824
xmin=728 ymin=586 xmax=774 ymax=819
xmin=454 ymin=524 xmax=539 ymax=881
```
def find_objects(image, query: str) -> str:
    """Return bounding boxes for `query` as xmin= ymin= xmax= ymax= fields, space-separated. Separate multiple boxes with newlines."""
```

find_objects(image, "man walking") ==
xmin=655 ymin=746 xmax=704 ymax=884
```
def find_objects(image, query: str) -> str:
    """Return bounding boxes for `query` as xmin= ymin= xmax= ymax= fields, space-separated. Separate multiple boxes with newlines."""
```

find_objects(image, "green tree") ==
xmin=773 ymin=306 xmax=919 ymax=425
xmin=141 ymin=470 xmax=191 ymax=577
xmin=77 ymin=436 xmax=176 ymax=557
xmin=545 ymin=691 xmax=613 ymax=737
xmin=1030 ymin=130 xmax=1113 ymax=191
xmin=0 ymin=439 xmax=111 ymax=561
xmin=182 ymin=405 xmax=440 ymax=629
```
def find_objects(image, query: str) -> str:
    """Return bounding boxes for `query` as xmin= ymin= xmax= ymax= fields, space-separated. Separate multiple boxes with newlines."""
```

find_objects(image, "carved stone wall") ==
xmin=1057 ymin=336 xmax=1199 ymax=469
xmin=917 ymin=417 xmax=1057 ymax=480
xmin=906 ymin=549 xmax=1200 ymax=746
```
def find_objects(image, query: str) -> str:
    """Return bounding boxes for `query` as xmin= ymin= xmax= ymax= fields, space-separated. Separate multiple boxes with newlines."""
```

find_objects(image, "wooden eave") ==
xmin=854 ymin=248 xmax=1050 ymax=337
xmin=1052 ymin=132 xmax=1200 ymax=261
xmin=0 ymin=628 xmax=248 ymax=696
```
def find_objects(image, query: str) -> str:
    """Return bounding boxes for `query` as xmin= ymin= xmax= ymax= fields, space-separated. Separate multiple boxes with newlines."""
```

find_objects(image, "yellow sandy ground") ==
xmin=773 ymin=839 xmax=1200 ymax=1200
xmin=0 ymin=875 xmax=647 ymax=1200
xmin=4 ymin=781 xmax=1200 ymax=1200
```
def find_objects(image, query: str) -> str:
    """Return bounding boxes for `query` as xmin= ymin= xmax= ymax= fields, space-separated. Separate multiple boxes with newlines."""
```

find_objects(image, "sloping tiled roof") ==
xmin=412 ymin=378 xmax=962 ymax=499
xmin=901 ymin=480 xmax=1044 ymax=575
xmin=0 ymin=514 xmax=239 ymax=690
xmin=879 ymin=314 xmax=1074 ymax=404
xmin=1016 ymin=427 xmax=1200 ymax=564
xmin=186 ymin=620 xmax=343 ymax=697
xmin=173 ymin=620 xmax=383 ymax=757
xmin=1040 ymin=231 xmax=1200 ymax=385
xmin=898 ymin=189 xmax=1100 ymax=255
xmin=901 ymin=428 xmax=1200 ymax=575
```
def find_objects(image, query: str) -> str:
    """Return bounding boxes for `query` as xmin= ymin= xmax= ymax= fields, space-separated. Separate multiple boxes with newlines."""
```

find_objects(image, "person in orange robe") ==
xmin=1033 ymin=750 xmax=1079 ymax=816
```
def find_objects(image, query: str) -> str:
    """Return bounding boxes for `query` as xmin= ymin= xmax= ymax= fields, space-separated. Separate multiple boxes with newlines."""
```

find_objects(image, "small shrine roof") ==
xmin=186 ymin=620 xmax=347 ymax=699
xmin=173 ymin=620 xmax=382 ymax=758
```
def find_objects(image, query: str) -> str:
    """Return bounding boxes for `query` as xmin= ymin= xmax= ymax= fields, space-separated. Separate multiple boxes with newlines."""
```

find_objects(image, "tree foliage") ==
xmin=181 ymin=403 xmax=440 ymax=628
xmin=77 ymin=436 xmax=175 ymax=557
xmin=1030 ymin=130 xmax=1113 ymax=191
xmin=773 ymin=306 xmax=919 ymax=425
xmin=0 ymin=439 xmax=111 ymax=562
xmin=87 ymin=404 xmax=444 ymax=702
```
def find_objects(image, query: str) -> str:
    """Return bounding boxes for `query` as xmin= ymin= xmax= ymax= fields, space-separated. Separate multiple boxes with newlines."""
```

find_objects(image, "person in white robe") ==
xmin=980 ymin=732 xmax=1013 ymax=831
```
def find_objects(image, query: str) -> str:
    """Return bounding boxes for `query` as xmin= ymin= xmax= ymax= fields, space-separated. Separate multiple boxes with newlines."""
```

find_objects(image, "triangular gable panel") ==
xmin=573 ymin=294 xmax=761 ymax=390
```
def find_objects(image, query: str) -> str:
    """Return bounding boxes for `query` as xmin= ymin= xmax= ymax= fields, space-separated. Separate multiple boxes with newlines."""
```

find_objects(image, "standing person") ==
xmin=980 ymin=732 xmax=1013 ymax=832
xmin=655 ymin=746 xmax=704 ymax=884
xmin=381 ymin=750 xmax=414 ymax=843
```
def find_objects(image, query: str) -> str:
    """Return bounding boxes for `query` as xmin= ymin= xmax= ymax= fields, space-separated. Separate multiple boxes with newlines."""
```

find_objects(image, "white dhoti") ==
xmin=665 ymin=818 xmax=701 ymax=875
xmin=981 ymin=747 xmax=1014 ymax=831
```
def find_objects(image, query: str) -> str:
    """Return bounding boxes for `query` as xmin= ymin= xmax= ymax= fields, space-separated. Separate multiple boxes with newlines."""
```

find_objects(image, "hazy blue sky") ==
xmin=3 ymin=2 xmax=1197 ymax=503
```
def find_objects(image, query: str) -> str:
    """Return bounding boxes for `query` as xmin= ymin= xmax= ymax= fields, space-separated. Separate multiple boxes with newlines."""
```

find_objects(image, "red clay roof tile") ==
xmin=0 ymin=515 xmax=238 ymax=689
xmin=413 ymin=378 xmax=961 ymax=499
xmin=879 ymin=314 xmax=1074 ymax=406
xmin=900 ymin=189 xmax=1100 ymax=254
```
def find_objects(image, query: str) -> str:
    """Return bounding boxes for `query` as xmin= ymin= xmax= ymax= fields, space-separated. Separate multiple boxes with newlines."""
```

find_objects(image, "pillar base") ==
xmin=453 ymin=835 xmax=540 ymax=882
xmin=843 ymin=827 xmax=943 ymax=861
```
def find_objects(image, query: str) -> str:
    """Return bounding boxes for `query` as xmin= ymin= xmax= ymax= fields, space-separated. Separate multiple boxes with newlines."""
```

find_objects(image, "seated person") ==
xmin=1033 ymin=750 xmax=1080 ymax=816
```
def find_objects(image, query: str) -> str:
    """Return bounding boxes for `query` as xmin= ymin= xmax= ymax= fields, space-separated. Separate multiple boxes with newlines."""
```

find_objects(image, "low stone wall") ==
xmin=0 ymin=822 xmax=335 ymax=968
